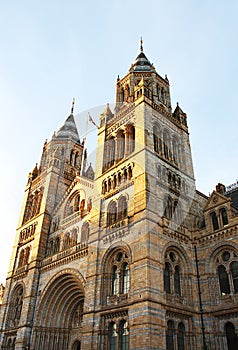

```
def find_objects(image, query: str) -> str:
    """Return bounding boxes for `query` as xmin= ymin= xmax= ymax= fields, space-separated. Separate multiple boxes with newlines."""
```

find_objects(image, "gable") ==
xmin=203 ymin=190 xmax=230 ymax=212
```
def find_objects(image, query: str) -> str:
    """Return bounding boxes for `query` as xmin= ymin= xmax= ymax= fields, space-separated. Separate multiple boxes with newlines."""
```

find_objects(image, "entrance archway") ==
xmin=72 ymin=340 xmax=81 ymax=350
xmin=225 ymin=322 xmax=238 ymax=350
xmin=32 ymin=272 xmax=84 ymax=350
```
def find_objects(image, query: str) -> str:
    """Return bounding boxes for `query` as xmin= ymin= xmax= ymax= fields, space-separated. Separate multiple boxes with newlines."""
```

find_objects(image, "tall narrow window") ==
xmin=218 ymin=265 xmax=230 ymax=294
xmin=174 ymin=265 xmax=181 ymax=295
xmin=107 ymin=202 xmax=117 ymax=226
xmin=81 ymin=222 xmax=89 ymax=243
xmin=116 ymin=131 xmax=125 ymax=161
xmin=221 ymin=208 xmax=228 ymax=226
xmin=119 ymin=320 xmax=129 ymax=350
xmin=164 ymin=196 xmax=173 ymax=220
xmin=164 ymin=262 xmax=171 ymax=293
xmin=109 ymin=322 xmax=117 ymax=350
xmin=225 ymin=322 xmax=238 ymax=350
xmin=231 ymin=261 xmax=238 ymax=293
xmin=166 ymin=320 xmax=175 ymax=350
xmin=122 ymin=263 xmax=130 ymax=294
xmin=153 ymin=125 xmax=159 ymax=152
xmin=112 ymin=266 xmax=119 ymax=295
xmin=177 ymin=322 xmax=185 ymax=350
xmin=127 ymin=125 xmax=135 ymax=155
xmin=163 ymin=130 xmax=169 ymax=159
xmin=118 ymin=197 xmax=127 ymax=221
xmin=172 ymin=136 xmax=179 ymax=164
xmin=211 ymin=212 xmax=219 ymax=231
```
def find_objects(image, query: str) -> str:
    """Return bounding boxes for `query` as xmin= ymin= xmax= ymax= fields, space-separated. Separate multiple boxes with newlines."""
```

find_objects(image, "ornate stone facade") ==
xmin=0 ymin=43 xmax=238 ymax=350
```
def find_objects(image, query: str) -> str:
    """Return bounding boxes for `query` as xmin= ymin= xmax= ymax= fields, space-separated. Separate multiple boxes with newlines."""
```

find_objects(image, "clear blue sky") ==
xmin=0 ymin=0 xmax=238 ymax=283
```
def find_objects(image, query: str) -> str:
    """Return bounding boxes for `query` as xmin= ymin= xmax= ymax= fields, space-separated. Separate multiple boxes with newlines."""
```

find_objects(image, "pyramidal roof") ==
xmin=131 ymin=39 xmax=154 ymax=72
xmin=56 ymin=100 xmax=80 ymax=143
xmin=56 ymin=114 xmax=80 ymax=143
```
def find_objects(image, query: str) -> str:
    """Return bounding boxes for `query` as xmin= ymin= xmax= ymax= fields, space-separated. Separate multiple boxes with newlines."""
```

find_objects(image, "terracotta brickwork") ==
xmin=0 ymin=44 xmax=238 ymax=350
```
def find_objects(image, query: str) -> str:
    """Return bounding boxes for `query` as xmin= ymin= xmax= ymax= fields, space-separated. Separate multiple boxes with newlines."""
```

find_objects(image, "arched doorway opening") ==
xmin=32 ymin=272 xmax=84 ymax=350
xmin=72 ymin=340 xmax=81 ymax=350
xmin=225 ymin=322 xmax=238 ymax=350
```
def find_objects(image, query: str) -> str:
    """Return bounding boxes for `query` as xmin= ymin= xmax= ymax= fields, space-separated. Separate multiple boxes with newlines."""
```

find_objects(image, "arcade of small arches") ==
xmin=153 ymin=124 xmax=181 ymax=166
xmin=102 ymin=165 xmax=133 ymax=195
xmin=117 ymin=78 xmax=170 ymax=108
xmin=47 ymin=222 xmax=90 ymax=257
xmin=166 ymin=320 xmax=238 ymax=350
xmin=103 ymin=125 xmax=135 ymax=172
xmin=157 ymin=165 xmax=187 ymax=194
xmin=40 ymin=144 xmax=82 ymax=173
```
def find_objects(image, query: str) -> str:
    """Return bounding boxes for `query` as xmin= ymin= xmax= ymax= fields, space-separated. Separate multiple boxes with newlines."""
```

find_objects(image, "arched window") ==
xmin=172 ymin=136 xmax=179 ymax=164
xmin=163 ymin=130 xmax=169 ymax=159
xmin=174 ymin=265 xmax=181 ymax=295
xmin=218 ymin=265 xmax=230 ymax=294
xmin=116 ymin=130 xmax=125 ymax=161
xmin=24 ymin=246 xmax=31 ymax=265
xmin=112 ymin=266 xmax=119 ymax=295
xmin=164 ymin=196 xmax=173 ymax=219
xmin=166 ymin=320 xmax=175 ymax=350
xmin=63 ymin=233 xmax=71 ymax=250
xmin=107 ymin=202 xmax=117 ymax=226
xmin=174 ymin=201 xmax=182 ymax=224
xmin=177 ymin=322 xmax=185 ymax=350
xmin=119 ymin=320 xmax=129 ymax=350
xmin=74 ymin=194 xmax=80 ymax=212
xmin=18 ymin=249 xmax=25 ymax=267
xmin=211 ymin=212 xmax=219 ymax=231
xmin=7 ymin=286 xmax=23 ymax=328
xmin=54 ymin=237 xmax=60 ymax=253
xmin=225 ymin=322 xmax=238 ymax=350
xmin=122 ymin=263 xmax=130 ymax=294
xmin=127 ymin=124 xmax=135 ymax=155
xmin=70 ymin=150 xmax=74 ymax=165
xmin=109 ymin=322 xmax=117 ymax=350
xmin=153 ymin=125 xmax=159 ymax=153
xmin=164 ymin=262 xmax=171 ymax=293
xmin=221 ymin=208 xmax=228 ymax=226
xmin=118 ymin=197 xmax=127 ymax=221
xmin=81 ymin=222 xmax=89 ymax=243
xmin=103 ymin=250 xmax=130 ymax=304
xmin=104 ymin=137 xmax=116 ymax=171
xmin=231 ymin=261 xmax=238 ymax=293
xmin=71 ymin=229 xmax=78 ymax=246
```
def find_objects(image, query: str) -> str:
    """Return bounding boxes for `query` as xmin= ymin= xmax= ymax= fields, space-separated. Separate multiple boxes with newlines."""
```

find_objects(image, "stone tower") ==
xmin=1 ymin=42 xmax=238 ymax=350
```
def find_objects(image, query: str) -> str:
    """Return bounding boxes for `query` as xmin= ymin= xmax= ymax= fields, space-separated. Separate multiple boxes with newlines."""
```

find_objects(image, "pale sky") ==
xmin=0 ymin=0 xmax=238 ymax=283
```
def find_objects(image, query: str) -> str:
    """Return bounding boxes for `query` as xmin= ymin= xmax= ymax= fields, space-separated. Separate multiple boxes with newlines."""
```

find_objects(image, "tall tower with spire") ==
xmin=1 ymin=42 xmax=238 ymax=350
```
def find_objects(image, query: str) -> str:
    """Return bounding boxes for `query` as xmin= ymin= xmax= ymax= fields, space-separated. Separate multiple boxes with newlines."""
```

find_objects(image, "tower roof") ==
xmin=56 ymin=113 xmax=80 ymax=143
xmin=130 ymin=39 xmax=154 ymax=72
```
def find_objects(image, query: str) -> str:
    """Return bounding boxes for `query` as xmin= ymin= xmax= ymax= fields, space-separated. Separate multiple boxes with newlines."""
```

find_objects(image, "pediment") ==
xmin=203 ymin=190 xmax=230 ymax=212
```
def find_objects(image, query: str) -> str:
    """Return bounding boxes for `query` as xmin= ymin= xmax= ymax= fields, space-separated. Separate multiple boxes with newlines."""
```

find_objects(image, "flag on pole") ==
xmin=88 ymin=113 xmax=99 ymax=129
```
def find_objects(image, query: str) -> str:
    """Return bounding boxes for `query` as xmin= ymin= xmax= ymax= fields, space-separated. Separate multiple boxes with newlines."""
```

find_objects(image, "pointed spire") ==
xmin=56 ymin=101 xmax=80 ymax=143
xmin=130 ymin=38 xmax=154 ymax=72
xmin=71 ymin=98 xmax=75 ymax=115
xmin=140 ymin=37 xmax=143 ymax=52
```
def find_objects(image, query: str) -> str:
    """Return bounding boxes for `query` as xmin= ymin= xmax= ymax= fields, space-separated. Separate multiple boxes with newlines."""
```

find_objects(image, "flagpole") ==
xmin=80 ymin=113 xmax=89 ymax=176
